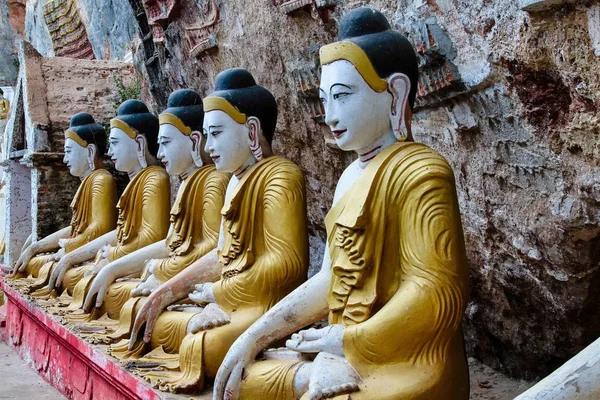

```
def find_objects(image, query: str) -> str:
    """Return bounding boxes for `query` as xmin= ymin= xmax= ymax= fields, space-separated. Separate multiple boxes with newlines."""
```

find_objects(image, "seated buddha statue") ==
xmin=8 ymin=113 xmax=117 ymax=291
xmin=214 ymin=8 xmax=470 ymax=400
xmin=111 ymin=68 xmax=309 ymax=394
xmin=67 ymin=89 xmax=230 ymax=338
xmin=0 ymin=88 xmax=10 ymax=120
xmin=37 ymin=100 xmax=171 ymax=303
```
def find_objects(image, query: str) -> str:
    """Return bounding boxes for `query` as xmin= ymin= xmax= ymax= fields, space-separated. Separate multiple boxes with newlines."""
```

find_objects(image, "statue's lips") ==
xmin=332 ymin=129 xmax=347 ymax=138
xmin=211 ymin=155 xmax=220 ymax=163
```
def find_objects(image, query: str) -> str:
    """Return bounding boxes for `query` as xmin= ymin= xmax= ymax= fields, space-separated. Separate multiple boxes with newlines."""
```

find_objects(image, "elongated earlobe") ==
xmin=190 ymin=131 xmax=204 ymax=167
xmin=387 ymin=73 xmax=411 ymax=141
xmin=247 ymin=117 xmax=263 ymax=161
xmin=87 ymin=144 xmax=97 ymax=171
xmin=135 ymin=136 xmax=148 ymax=168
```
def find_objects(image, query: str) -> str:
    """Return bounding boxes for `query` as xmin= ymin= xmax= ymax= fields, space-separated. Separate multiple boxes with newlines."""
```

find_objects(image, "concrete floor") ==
xmin=0 ymin=341 xmax=65 ymax=399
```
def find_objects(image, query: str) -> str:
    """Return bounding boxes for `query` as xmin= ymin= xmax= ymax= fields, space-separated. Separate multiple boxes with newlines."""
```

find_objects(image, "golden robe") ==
xmin=0 ymin=98 xmax=9 ymax=120
xmin=76 ymin=166 xmax=229 ymax=337
xmin=241 ymin=143 xmax=470 ymax=400
xmin=10 ymin=168 xmax=117 ymax=287
xmin=62 ymin=165 xmax=171 ymax=297
xmin=115 ymin=156 xmax=309 ymax=393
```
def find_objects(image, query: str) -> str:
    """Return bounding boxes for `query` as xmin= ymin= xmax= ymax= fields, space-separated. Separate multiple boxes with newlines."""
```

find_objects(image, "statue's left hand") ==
xmin=82 ymin=261 xmax=116 ymax=312
xmin=84 ymin=258 xmax=109 ymax=278
xmin=129 ymin=284 xmax=174 ymax=349
xmin=188 ymin=282 xmax=215 ymax=305
xmin=187 ymin=302 xmax=230 ymax=334
xmin=48 ymin=254 xmax=75 ymax=292
xmin=286 ymin=325 xmax=346 ymax=357
xmin=50 ymin=248 xmax=66 ymax=262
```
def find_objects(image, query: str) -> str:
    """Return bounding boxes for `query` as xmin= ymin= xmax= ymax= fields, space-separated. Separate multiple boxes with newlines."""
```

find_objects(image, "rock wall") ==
xmin=0 ymin=0 xmax=20 ymax=85
xmin=8 ymin=0 xmax=600 ymax=380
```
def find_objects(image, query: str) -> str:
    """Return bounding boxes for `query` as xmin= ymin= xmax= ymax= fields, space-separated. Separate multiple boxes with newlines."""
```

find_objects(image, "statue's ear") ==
xmin=86 ymin=144 xmax=97 ymax=171
xmin=190 ymin=131 xmax=204 ymax=167
xmin=135 ymin=135 xmax=148 ymax=168
xmin=246 ymin=117 xmax=263 ymax=161
xmin=387 ymin=72 xmax=411 ymax=141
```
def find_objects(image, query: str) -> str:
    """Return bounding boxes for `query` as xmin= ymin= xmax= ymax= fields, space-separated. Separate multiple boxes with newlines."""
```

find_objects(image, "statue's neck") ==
xmin=233 ymin=155 xmax=258 ymax=179
xmin=180 ymin=164 xmax=200 ymax=181
xmin=128 ymin=164 xmax=143 ymax=179
xmin=356 ymin=130 xmax=397 ymax=169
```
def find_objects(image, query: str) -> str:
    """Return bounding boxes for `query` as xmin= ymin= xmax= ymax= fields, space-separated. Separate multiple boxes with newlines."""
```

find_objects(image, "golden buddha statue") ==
xmin=8 ymin=113 xmax=117 ymax=291
xmin=37 ymin=100 xmax=171 ymax=303
xmin=214 ymin=8 xmax=470 ymax=400
xmin=66 ymin=89 xmax=230 ymax=339
xmin=0 ymin=89 xmax=9 ymax=120
xmin=110 ymin=68 xmax=309 ymax=394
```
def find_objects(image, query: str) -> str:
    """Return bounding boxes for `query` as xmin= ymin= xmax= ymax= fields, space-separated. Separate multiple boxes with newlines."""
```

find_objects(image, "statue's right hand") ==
xmin=47 ymin=255 xmax=73 ymax=292
xmin=214 ymin=334 xmax=259 ymax=400
xmin=129 ymin=288 xmax=168 ymax=349
xmin=83 ymin=266 xmax=116 ymax=312
xmin=14 ymin=245 xmax=36 ymax=274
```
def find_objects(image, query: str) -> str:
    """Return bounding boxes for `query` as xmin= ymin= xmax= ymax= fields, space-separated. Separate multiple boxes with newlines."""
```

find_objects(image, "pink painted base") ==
xmin=0 ymin=275 xmax=161 ymax=400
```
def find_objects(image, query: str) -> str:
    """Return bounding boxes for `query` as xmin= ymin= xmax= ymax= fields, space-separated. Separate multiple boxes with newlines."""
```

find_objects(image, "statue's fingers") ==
xmin=143 ymin=311 xmax=159 ymax=343
xmin=95 ymin=285 xmax=108 ymax=308
xmin=286 ymin=337 xmax=324 ymax=354
xmin=300 ymin=328 xmax=322 ymax=341
xmin=142 ymin=288 xmax=151 ymax=296
xmin=130 ymin=311 xmax=146 ymax=348
xmin=83 ymin=287 xmax=96 ymax=312
xmin=223 ymin=364 xmax=244 ymax=400
xmin=130 ymin=287 xmax=141 ymax=297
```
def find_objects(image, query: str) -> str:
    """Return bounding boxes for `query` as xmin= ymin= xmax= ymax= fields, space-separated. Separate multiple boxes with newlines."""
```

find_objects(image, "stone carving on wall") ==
xmin=142 ymin=0 xmax=220 ymax=57
xmin=407 ymin=17 xmax=464 ymax=109
xmin=292 ymin=68 xmax=325 ymax=123
xmin=42 ymin=0 xmax=95 ymax=59
xmin=184 ymin=0 xmax=220 ymax=57
xmin=273 ymin=0 xmax=340 ymax=23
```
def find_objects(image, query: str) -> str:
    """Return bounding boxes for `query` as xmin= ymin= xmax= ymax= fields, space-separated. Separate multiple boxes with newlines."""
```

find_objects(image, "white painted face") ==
xmin=157 ymin=124 xmax=195 ymax=175
xmin=320 ymin=60 xmax=393 ymax=152
xmin=63 ymin=138 xmax=89 ymax=177
xmin=203 ymin=110 xmax=253 ymax=173
xmin=107 ymin=127 xmax=140 ymax=173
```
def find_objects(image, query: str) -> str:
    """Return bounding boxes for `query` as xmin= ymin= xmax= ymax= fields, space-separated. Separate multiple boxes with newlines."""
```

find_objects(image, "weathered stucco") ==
xmin=6 ymin=0 xmax=600 ymax=381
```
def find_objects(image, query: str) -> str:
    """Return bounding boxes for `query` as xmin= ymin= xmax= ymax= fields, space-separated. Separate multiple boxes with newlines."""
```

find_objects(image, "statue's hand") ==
xmin=13 ymin=243 xmax=36 ymax=274
xmin=187 ymin=302 xmax=230 ymax=334
xmin=58 ymin=238 xmax=67 ymax=249
xmin=50 ymin=248 xmax=66 ymax=262
xmin=84 ymin=258 xmax=109 ymax=278
xmin=214 ymin=332 xmax=261 ymax=400
xmin=188 ymin=282 xmax=215 ymax=305
xmin=131 ymin=273 xmax=161 ymax=297
xmin=48 ymin=254 xmax=74 ymax=291
xmin=83 ymin=263 xmax=118 ymax=312
xmin=307 ymin=352 xmax=360 ymax=400
xmin=100 ymin=245 xmax=112 ymax=260
xmin=129 ymin=284 xmax=173 ymax=349
xmin=286 ymin=325 xmax=345 ymax=357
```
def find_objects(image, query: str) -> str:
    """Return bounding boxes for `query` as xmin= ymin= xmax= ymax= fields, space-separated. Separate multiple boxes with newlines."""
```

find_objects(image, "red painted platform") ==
xmin=0 ymin=275 xmax=162 ymax=400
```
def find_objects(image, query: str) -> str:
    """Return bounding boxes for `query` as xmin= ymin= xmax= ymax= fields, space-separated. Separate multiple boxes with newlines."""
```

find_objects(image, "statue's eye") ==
xmin=211 ymin=130 xmax=222 ymax=137
xmin=332 ymin=92 xmax=350 ymax=100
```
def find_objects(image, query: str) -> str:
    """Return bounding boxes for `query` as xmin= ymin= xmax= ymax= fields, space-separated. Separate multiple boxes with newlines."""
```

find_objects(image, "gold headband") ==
xmin=159 ymin=113 xmax=192 ymax=135
xmin=203 ymin=97 xmax=247 ymax=124
xmin=110 ymin=118 xmax=137 ymax=139
xmin=64 ymin=129 xmax=88 ymax=148
xmin=319 ymin=41 xmax=388 ymax=93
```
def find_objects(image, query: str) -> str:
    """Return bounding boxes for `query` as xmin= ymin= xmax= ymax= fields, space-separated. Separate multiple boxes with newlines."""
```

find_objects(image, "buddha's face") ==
xmin=63 ymin=138 xmax=89 ymax=177
xmin=157 ymin=124 xmax=195 ymax=175
xmin=203 ymin=110 xmax=253 ymax=173
xmin=320 ymin=60 xmax=393 ymax=152
xmin=107 ymin=127 xmax=140 ymax=173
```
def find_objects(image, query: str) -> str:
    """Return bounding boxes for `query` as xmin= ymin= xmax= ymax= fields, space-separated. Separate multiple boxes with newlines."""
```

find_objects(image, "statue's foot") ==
xmin=307 ymin=353 xmax=360 ymax=400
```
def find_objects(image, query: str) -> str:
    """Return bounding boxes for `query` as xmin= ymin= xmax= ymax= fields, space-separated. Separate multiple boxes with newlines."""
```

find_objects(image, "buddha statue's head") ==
xmin=202 ymin=68 xmax=276 ymax=175
xmin=108 ymin=99 xmax=160 ymax=174
xmin=319 ymin=7 xmax=418 ymax=152
xmin=63 ymin=112 xmax=107 ymax=177
xmin=0 ymin=88 xmax=4 ymax=99
xmin=158 ymin=89 xmax=210 ymax=176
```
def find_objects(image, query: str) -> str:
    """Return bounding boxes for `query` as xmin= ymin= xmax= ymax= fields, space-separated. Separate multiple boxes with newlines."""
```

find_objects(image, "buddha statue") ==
xmin=8 ymin=113 xmax=117 ymax=290
xmin=111 ymin=68 xmax=309 ymax=394
xmin=67 ymin=89 xmax=230 ymax=339
xmin=0 ymin=88 xmax=10 ymax=120
xmin=214 ymin=8 xmax=470 ymax=400
xmin=38 ymin=100 xmax=171 ymax=302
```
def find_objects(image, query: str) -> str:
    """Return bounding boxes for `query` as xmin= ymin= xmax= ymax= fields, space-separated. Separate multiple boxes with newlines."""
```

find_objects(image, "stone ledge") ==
xmin=0 ymin=274 xmax=161 ymax=400
xmin=520 ymin=0 xmax=577 ymax=12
